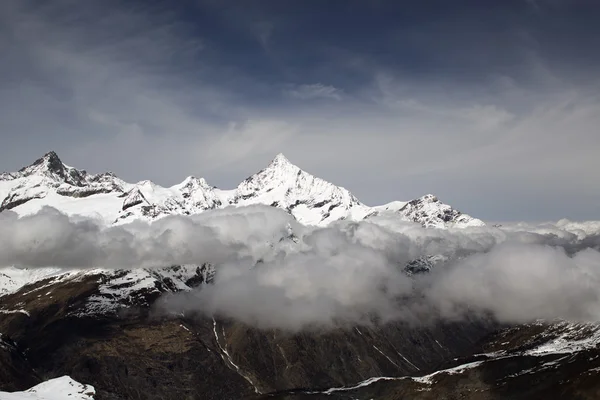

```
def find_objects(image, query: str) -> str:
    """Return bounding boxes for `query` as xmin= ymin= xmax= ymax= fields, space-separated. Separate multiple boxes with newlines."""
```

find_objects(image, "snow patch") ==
xmin=0 ymin=376 xmax=95 ymax=400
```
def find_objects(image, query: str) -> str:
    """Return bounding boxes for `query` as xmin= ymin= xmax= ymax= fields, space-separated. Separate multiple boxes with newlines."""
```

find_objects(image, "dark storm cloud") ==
xmin=0 ymin=0 xmax=599 ymax=220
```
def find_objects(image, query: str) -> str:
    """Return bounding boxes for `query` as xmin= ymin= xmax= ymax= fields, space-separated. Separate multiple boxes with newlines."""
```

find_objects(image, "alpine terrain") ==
xmin=0 ymin=151 xmax=484 ymax=228
xmin=0 ymin=152 xmax=599 ymax=400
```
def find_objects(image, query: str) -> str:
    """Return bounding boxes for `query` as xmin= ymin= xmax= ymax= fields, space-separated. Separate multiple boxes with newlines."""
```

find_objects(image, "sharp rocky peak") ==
xmin=19 ymin=151 xmax=67 ymax=175
xmin=260 ymin=153 xmax=300 ymax=178
xmin=0 ymin=151 xmax=129 ymax=212
xmin=14 ymin=150 xmax=92 ymax=188
xmin=269 ymin=153 xmax=294 ymax=168
xmin=242 ymin=153 xmax=316 ymax=189
xmin=178 ymin=176 xmax=211 ymax=189
xmin=413 ymin=194 xmax=439 ymax=203
xmin=14 ymin=151 xmax=124 ymax=187
xmin=230 ymin=153 xmax=371 ymax=225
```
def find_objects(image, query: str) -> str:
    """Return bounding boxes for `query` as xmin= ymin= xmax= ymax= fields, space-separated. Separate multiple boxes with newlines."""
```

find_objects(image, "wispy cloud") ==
xmin=254 ymin=21 xmax=274 ymax=51
xmin=284 ymin=83 xmax=344 ymax=101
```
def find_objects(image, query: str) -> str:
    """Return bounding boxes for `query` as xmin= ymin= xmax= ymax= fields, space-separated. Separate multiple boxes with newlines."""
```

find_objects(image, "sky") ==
xmin=0 ymin=0 xmax=599 ymax=221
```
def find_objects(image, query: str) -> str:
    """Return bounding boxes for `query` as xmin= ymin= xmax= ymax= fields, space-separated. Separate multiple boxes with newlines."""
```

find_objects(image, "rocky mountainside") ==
xmin=372 ymin=194 xmax=485 ymax=228
xmin=0 ymin=151 xmax=483 ymax=228
xmin=0 ymin=263 xmax=496 ymax=400
xmin=12 ymin=151 xmax=591 ymax=400
xmin=1 ymin=261 xmax=600 ymax=399
xmin=270 ymin=321 xmax=600 ymax=400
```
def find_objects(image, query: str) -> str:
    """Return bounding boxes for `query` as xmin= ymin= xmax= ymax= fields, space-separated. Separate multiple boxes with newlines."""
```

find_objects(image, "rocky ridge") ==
xmin=0 ymin=152 xmax=484 ymax=228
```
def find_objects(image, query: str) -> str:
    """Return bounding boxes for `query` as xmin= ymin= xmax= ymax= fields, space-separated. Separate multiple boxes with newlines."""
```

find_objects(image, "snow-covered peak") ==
xmin=247 ymin=153 xmax=301 ymax=188
xmin=232 ymin=155 xmax=372 ymax=225
xmin=0 ymin=152 xmax=127 ymax=213
xmin=17 ymin=151 xmax=87 ymax=187
xmin=114 ymin=175 xmax=223 ymax=224
xmin=20 ymin=150 xmax=61 ymax=172
xmin=270 ymin=152 xmax=294 ymax=167
xmin=1 ymin=151 xmax=485 ymax=229
xmin=382 ymin=194 xmax=485 ymax=228
xmin=171 ymin=176 xmax=222 ymax=211
xmin=173 ymin=176 xmax=212 ymax=192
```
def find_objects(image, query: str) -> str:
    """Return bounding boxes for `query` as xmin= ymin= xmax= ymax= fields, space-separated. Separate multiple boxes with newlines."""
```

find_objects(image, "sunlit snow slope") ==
xmin=0 ymin=151 xmax=483 ymax=228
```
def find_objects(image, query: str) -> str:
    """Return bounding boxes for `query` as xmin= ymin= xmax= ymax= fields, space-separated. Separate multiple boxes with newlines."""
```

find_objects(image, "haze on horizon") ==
xmin=1 ymin=0 xmax=599 ymax=221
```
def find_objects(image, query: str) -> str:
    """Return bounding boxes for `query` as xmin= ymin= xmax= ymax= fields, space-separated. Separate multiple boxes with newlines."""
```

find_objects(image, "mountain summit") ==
xmin=270 ymin=152 xmax=294 ymax=167
xmin=0 ymin=151 xmax=484 ymax=227
xmin=230 ymin=153 xmax=372 ymax=225
xmin=0 ymin=151 xmax=125 ymax=212
xmin=19 ymin=151 xmax=64 ymax=175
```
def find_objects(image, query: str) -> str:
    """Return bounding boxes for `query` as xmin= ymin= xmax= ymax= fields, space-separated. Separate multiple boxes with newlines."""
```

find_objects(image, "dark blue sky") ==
xmin=1 ymin=0 xmax=599 ymax=221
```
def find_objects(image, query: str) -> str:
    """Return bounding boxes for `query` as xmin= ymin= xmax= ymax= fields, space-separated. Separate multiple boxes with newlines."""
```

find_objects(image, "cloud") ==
xmin=381 ymin=97 xmax=515 ymax=131
xmin=5 ymin=205 xmax=600 ymax=331
xmin=284 ymin=83 xmax=344 ymax=101
xmin=459 ymin=104 xmax=515 ymax=131
xmin=427 ymin=243 xmax=600 ymax=323
xmin=0 ymin=205 xmax=298 ymax=269
xmin=253 ymin=21 xmax=274 ymax=51
xmin=161 ymin=214 xmax=600 ymax=330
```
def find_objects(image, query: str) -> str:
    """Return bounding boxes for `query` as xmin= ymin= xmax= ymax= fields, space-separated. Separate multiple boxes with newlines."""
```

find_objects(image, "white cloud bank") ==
xmin=1 ymin=206 xmax=600 ymax=330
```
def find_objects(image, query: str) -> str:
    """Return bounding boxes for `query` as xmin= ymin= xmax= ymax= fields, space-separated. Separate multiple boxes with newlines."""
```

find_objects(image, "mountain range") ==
xmin=0 ymin=151 xmax=484 ymax=228
xmin=2 ymin=152 xmax=599 ymax=400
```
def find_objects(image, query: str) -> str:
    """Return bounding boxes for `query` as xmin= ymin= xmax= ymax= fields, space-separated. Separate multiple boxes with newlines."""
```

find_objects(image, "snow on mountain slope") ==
xmin=82 ymin=264 xmax=215 ymax=316
xmin=0 ymin=152 xmax=127 ymax=213
xmin=0 ymin=264 xmax=215 ymax=317
xmin=0 ymin=376 xmax=95 ymax=400
xmin=172 ymin=176 xmax=222 ymax=212
xmin=115 ymin=177 xmax=222 ymax=224
xmin=372 ymin=200 xmax=409 ymax=213
xmin=371 ymin=194 xmax=484 ymax=228
xmin=513 ymin=321 xmax=600 ymax=356
xmin=0 ymin=151 xmax=484 ymax=228
xmin=225 ymin=154 xmax=373 ymax=225
xmin=0 ymin=152 xmax=221 ymax=225
xmin=121 ymin=187 xmax=151 ymax=211
xmin=0 ymin=267 xmax=70 ymax=296
xmin=5 ymin=192 xmax=125 ymax=225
